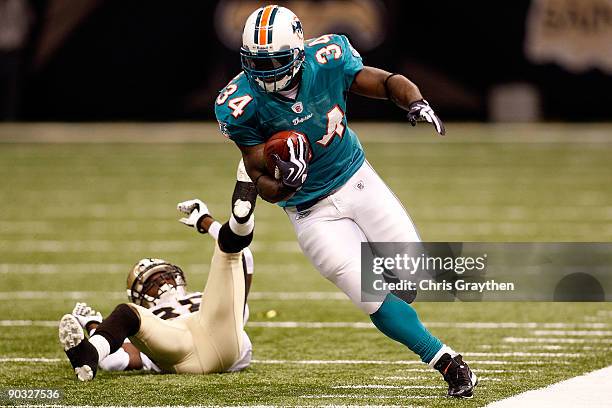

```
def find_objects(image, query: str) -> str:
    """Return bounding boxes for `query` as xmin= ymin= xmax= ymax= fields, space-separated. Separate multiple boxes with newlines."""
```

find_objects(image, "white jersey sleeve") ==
xmin=140 ymin=352 xmax=161 ymax=372
xmin=226 ymin=330 xmax=252 ymax=372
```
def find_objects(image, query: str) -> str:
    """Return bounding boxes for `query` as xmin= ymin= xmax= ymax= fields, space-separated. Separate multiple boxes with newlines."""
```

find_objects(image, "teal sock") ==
xmin=370 ymin=293 xmax=443 ymax=363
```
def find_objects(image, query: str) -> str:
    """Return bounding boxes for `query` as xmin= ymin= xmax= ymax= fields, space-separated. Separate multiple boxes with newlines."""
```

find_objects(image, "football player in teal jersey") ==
xmin=215 ymin=5 xmax=477 ymax=398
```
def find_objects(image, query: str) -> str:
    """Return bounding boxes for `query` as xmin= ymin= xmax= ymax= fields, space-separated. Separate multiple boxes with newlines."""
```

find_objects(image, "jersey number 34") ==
xmin=216 ymin=84 xmax=253 ymax=118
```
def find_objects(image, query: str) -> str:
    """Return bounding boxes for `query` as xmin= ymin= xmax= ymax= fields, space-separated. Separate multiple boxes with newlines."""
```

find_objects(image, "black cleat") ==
xmin=59 ymin=314 xmax=99 ymax=381
xmin=434 ymin=353 xmax=478 ymax=398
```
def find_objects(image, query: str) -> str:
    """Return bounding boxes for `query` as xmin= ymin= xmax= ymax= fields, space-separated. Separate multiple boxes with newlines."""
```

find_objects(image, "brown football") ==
xmin=264 ymin=130 xmax=312 ymax=179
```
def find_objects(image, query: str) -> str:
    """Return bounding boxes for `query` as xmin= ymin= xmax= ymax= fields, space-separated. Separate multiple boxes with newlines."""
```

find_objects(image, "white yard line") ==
xmin=0 ymin=263 xmax=208 ymax=274
xmin=251 ymin=359 xmax=552 ymax=366
xmin=0 ymin=240 xmax=302 ymax=253
xmin=0 ymin=403 xmax=414 ymax=408
xmin=596 ymin=310 xmax=612 ymax=317
xmin=0 ymin=292 xmax=125 ymax=300
xmin=249 ymin=321 xmax=372 ymax=328
xmin=0 ymin=402 xmax=412 ymax=408
xmin=0 ymin=356 xmax=563 ymax=367
xmin=2 ymin=319 xmax=608 ymax=336
xmin=532 ymin=330 xmax=612 ymax=336
xmin=504 ymin=337 xmax=612 ymax=344
xmin=0 ymin=357 xmax=61 ymax=362
xmin=0 ymin=263 xmax=128 ymax=274
xmin=0 ymin=263 xmax=305 ymax=275
xmin=0 ymin=406 xmax=284 ymax=408
xmin=373 ymin=376 xmax=433 ymax=380
xmin=333 ymin=385 xmax=444 ymax=389
xmin=248 ymin=292 xmax=348 ymax=300
xmin=486 ymin=344 xmax=572 ymax=351
xmin=484 ymin=365 xmax=612 ymax=408
xmin=0 ymin=320 xmax=57 ymax=327
xmin=464 ymin=352 xmax=584 ymax=358
xmin=427 ymin=322 xmax=610 ymax=329
xmin=397 ymin=368 xmax=537 ymax=374
xmin=251 ymin=321 xmax=610 ymax=329
xmin=503 ymin=337 xmax=612 ymax=344
xmin=0 ymin=292 xmax=347 ymax=301
xmin=300 ymin=395 xmax=440 ymax=399
xmin=252 ymin=359 xmax=425 ymax=365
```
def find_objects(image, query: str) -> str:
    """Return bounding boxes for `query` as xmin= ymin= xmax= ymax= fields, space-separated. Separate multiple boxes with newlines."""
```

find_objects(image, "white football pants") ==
xmin=285 ymin=161 xmax=421 ymax=315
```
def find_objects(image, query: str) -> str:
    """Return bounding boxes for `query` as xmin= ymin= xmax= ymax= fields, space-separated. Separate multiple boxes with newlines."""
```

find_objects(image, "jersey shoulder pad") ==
xmin=304 ymin=33 xmax=361 ymax=70
xmin=214 ymin=73 xmax=263 ymax=146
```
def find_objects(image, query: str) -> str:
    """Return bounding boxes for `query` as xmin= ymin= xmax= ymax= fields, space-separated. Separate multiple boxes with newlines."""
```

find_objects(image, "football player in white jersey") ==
xmin=59 ymin=162 xmax=259 ymax=381
xmin=64 ymin=208 xmax=254 ymax=375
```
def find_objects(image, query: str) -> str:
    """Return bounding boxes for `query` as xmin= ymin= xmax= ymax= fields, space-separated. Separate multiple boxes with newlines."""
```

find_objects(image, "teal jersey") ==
xmin=215 ymin=34 xmax=365 ymax=207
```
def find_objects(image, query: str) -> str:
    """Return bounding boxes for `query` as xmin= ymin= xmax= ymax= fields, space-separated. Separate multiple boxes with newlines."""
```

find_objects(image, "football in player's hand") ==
xmin=264 ymin=130 xmax=312 ymax=179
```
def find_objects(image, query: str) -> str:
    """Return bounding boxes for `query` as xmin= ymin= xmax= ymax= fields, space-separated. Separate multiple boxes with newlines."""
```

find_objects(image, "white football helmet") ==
xmin=126 ymin=258 xmax=186 ymax=308
xmin=241 ymin=5 xmax=305 ymax=92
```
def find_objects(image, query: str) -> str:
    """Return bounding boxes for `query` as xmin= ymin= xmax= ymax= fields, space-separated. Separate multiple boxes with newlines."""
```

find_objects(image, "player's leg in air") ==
xmin=59 ymin=169 xmax=256 ymax=380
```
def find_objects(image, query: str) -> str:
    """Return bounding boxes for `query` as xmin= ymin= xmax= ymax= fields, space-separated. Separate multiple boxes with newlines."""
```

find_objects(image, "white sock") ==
xmin=428 ymin=344 xmax=458 ymax=368
xmin=208 ymin=221 xmax=222 ymax=240
xmin=89 ymin=334 xmax=111 ymax=363
xmin=242 ymin=247 xmax=254 ymax=275
xmin=98 ymin=347 xmax=130 ymax=371
xmin=229 ymin=214 xmax=254 ymax=236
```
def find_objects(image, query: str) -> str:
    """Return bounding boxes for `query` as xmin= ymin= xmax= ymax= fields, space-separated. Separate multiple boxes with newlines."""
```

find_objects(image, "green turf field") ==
xmin=1 ymin=123 xmax=611 ymax=407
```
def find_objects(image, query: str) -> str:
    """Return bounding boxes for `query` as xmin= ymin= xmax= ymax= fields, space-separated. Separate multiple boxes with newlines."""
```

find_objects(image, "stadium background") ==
xmin=1 ymin=0 xmax=611 ymax=122
xmin=1 ymin=0 xmax=611 ymax=407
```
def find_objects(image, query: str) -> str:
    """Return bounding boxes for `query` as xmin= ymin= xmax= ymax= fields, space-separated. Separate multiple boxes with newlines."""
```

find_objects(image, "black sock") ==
xmin=65 ymin=340 xmax=99 ymax=374
xmin=94 ymin=304 xmax=140 ymax=353
xmin=218 ymin=221 xmax=253 ymax=253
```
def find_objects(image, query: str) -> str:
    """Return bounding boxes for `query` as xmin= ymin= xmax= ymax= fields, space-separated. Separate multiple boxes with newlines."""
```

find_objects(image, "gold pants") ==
xmin=128 ymin=243 xmax=246 ymax=373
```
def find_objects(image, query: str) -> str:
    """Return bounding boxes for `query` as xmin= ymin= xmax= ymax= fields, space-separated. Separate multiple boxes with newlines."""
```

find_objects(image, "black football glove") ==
xmin=406 ymin=99 xmax=446 ymax=135
xmin=272 ymin=134 xmax=309 ymax=191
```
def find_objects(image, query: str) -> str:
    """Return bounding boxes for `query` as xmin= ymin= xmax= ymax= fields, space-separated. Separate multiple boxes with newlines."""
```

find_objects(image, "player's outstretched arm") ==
xmin=177 ymin=197 xmax=254 ymax=300
xmin=350 ymin=66 xmax=445 ymax=135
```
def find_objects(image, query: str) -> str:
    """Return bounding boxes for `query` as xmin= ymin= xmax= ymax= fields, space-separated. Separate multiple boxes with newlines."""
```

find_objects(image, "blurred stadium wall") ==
xmin=0 ymin=0 xmax=610 ymax=122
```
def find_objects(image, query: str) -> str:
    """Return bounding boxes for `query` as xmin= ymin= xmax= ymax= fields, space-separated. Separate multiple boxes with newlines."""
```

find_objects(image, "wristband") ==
xmin=384 ymin=73 xmax=401 ymax=101
xmin=196 ymin=214 xmax=212 ymax=234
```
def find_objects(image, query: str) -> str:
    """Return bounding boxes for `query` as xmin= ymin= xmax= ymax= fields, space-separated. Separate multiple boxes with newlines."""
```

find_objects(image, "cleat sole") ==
xmin=59 ymin=314 xmax=84 ymax=351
